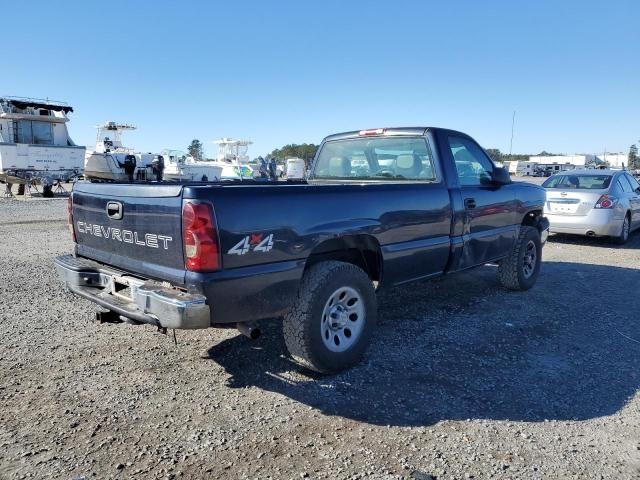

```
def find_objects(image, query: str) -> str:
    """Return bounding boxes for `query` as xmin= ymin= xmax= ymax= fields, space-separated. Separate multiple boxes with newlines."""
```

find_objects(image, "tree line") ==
xmin=266 ymin=144 xmax=319 ymax=167
xmin=485 ymin=149 xmax=568 ymax=164
xmin=628 ymin=143 xmax=639 ymax=170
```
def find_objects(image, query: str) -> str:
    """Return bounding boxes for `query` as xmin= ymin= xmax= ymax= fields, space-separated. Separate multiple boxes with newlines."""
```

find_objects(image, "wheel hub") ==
xmin=522 ymin=240 xmax=537 ymax=279
xmin=321 ymin=286 xmax=366 ymax=353
xmin=328 ymin=304 xmax=348 ymax=330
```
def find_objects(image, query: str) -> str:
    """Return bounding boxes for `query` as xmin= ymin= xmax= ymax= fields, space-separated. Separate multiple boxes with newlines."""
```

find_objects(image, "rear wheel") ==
xmin=614 ymin=213 xmax=631 ymax=245
xmin=498 ymin=226 xmax=542 ymax=291
xmin=283 ymin=261 xmax=376 ymax=373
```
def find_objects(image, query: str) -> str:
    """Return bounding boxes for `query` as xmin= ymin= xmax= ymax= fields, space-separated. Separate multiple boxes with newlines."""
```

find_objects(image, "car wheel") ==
xmin=614 ymin=213 xmax=631 ymax=245
xmin=498 ymin=226 xmax=542 ymax=291
xmin=283 ymin=261 xmax=377 ymax=373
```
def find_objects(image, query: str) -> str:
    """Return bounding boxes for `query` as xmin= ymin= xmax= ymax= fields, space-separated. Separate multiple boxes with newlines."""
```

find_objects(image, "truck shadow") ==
xmin=206 ymin=260 xmax=640 ymax=427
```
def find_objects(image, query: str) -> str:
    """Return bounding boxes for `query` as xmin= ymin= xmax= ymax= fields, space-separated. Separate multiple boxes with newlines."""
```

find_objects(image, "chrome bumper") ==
xmin=54 ymin=255 xmax=210 ymax=329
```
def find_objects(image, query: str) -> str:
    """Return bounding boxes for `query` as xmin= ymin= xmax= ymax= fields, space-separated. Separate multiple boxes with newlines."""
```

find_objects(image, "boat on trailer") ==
xmin=0 ymin=96 xmax=85 ymax=196
xmin=84 ymin=122 xmax=156 ymax=182
xmin=161 ymin=149 xmax=223 ymax=182
xmin=162 ymin=138 xmax=254 ymax=182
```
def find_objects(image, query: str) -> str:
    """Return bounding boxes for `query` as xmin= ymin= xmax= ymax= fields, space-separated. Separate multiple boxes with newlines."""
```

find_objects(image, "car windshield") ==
xmin=313 ymin=137 xmax=436 ymax=181
xmin=542 ymin=174 xmax=612 ymax=190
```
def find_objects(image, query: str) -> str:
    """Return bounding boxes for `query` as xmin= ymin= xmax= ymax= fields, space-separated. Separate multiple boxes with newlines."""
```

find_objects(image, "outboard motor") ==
xmin=257 ymin=156 xmax=269 ymax=179
xmin=151 ymin=155 xmax=165 ymax=182
xmin=123 ymin=154 xmax=137 ymax=183
xmin=268 ymin=158 xmax=278 ymax=181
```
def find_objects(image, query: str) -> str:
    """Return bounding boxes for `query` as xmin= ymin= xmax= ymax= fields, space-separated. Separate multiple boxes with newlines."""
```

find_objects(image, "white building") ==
xmin=599 ymin=153 xmax=627 ymax=168
xmin=528 ymin=154 xmax=598 ymax=167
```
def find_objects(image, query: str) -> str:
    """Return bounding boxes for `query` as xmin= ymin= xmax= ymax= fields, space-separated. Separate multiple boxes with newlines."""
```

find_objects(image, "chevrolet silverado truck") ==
xmin=55 ymin=127 xmax=549 ymax=373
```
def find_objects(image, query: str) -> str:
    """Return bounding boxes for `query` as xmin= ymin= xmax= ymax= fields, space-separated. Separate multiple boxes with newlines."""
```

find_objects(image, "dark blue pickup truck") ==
xmin=55 ymin=127 xmax=549 ymax=372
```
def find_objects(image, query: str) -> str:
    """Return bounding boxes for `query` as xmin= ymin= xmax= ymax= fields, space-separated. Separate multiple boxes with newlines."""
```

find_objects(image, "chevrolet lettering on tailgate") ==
xmin=76 ymin=221 xmax=173 ymax=249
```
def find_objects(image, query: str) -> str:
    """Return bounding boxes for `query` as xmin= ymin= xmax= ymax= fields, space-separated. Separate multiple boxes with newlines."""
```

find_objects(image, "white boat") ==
xmin=0 ymin=97 xmax=85 ymax=196
xmin=210 ymin=137 xmax=254 ymax=179
xmin=161 ymin=149 xmax=222 ymax=182
xmin=84 ymin=122 xmax=155 ymax=182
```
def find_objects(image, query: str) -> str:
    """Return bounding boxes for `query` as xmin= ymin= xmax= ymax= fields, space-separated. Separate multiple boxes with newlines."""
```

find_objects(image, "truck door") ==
xmin=446 ymin=134 xmax=518 ymax=268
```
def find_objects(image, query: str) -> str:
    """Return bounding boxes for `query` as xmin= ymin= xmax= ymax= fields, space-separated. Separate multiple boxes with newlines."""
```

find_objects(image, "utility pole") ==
xmin=509 ymin=111 xmax=516 ymax=156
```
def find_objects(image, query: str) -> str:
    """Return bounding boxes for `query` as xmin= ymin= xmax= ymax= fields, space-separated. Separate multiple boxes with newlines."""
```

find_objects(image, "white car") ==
xmin=543 ymin=170 xmax=640 ymax=244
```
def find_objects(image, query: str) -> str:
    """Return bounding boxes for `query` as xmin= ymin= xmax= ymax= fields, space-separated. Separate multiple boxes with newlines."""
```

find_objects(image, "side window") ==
xmin=625 ymin=174 xmax=640 ymax=192
xmin=448 ymin=136 xmax=494 ymax=186
xmin=618 ymin=175 xmax=633 ymax=193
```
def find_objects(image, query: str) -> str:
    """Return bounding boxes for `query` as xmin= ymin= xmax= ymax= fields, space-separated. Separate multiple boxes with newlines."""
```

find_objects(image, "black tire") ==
xmin=283 ymin=261 xmax=377 ymax=373
xmin=614 ymin=213 xmax=631 ymax=245
xmin=498 ymin=226 xmax=542 ymax=291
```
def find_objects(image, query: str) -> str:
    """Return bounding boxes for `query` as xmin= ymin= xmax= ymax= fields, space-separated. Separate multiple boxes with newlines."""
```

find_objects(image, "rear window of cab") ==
xmin=313 ymin=137 xmax=436 ymax=181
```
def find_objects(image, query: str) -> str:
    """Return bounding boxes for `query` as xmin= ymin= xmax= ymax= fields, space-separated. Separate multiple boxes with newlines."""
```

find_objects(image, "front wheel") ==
xmin=498 ymin=226 xmax=542 ymax=291
xmin=283 ymin=261 xmax=377 ymax=373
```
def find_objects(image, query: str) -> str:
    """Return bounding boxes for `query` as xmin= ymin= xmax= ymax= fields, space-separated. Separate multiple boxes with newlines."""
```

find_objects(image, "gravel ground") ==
xmin=0 ymin=192 xmax=639 ymax=480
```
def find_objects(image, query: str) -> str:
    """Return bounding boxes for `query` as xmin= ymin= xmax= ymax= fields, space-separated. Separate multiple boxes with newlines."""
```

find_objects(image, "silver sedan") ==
xmin=542 ymin=170 xmax=640 ymax=244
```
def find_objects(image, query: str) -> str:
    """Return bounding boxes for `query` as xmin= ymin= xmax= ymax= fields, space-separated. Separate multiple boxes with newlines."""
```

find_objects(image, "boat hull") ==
xmin=163 ymin=164 xmax=224 ymax=182
xmin=84 ymin=151 xmax=155 ymax=182
xmin=0 ymin=143 xmax=85 ymax=184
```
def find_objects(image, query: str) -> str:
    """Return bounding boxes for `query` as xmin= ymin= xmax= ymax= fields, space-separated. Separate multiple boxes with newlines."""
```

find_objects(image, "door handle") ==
xmin=464 ymin=198 xmax=476 ymax=209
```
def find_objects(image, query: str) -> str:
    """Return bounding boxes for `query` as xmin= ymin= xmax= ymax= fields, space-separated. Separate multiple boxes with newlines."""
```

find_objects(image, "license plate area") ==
xmin=550 ymin=203 xmax=577 ymax=214
xmin=548 ymin=198 xmax=580 ymax=214
xmin=110 ymin=275 xmax=144 ymax=301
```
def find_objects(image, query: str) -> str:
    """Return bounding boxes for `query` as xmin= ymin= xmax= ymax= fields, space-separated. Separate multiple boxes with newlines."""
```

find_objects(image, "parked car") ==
xmin=55 ymin=127 xmax=549 ymax=373
xmin=542 ymin=170 xmax=640 ymax=243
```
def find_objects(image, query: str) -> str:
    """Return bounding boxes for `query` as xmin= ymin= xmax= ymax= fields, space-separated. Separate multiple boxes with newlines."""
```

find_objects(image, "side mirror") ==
xmin=491 ymin=166 xmax=512 ymax=185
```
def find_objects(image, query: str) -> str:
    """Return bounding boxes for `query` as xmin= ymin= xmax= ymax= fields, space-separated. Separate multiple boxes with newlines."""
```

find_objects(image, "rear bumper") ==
xmin=55 ymin=255 xmax=210 ymax=329
xmin=545 ymin=209 xmax=622 ymax=236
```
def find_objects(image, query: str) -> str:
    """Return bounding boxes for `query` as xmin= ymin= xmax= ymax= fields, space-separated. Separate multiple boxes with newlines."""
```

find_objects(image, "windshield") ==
xmin=313 ymin=137 xmax=436 ymax=181
xmin=542 ymin=174 xmax=612 ymax=190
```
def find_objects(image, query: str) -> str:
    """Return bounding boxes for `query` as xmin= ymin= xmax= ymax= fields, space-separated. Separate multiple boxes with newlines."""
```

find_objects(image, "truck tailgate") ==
xmin=72 ymin=182 xmax=186 ymax=285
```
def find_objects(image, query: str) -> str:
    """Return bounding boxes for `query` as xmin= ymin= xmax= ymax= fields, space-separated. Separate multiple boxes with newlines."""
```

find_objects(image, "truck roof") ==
xmin=321 ymin=127 xmax=468 ymax=143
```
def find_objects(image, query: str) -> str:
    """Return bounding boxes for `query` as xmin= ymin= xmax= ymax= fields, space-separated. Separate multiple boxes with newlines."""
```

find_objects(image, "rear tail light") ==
xmin=594 ymin=194 xmax=618 ymax=209
xmin=182 ymin=201 xmax=220 ymax=272
xmin=67 ymin=194 xmax=76 ymax=243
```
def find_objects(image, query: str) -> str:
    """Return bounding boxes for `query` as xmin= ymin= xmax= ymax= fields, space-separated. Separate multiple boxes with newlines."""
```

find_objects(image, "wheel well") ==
xmin=305 ymin=235 xmax=383 ymax=282
xmin=522 ymin=210 xmax=543 ymax=227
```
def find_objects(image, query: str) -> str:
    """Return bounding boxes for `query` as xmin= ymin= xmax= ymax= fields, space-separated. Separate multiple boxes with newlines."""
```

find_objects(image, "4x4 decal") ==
xmin=228 ymin=233 xmax=274 ymax=255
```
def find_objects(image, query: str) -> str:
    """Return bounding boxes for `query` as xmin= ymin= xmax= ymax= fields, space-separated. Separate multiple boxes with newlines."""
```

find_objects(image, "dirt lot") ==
xmin=0 ymin=193 xmax=639 ymax=480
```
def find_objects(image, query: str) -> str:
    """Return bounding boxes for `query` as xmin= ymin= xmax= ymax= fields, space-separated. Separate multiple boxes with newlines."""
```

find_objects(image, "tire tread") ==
xmin=283 ymin=261 xmax=373 ymax=373
xmin=498 ymin=226 xmax=540 ymax=291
